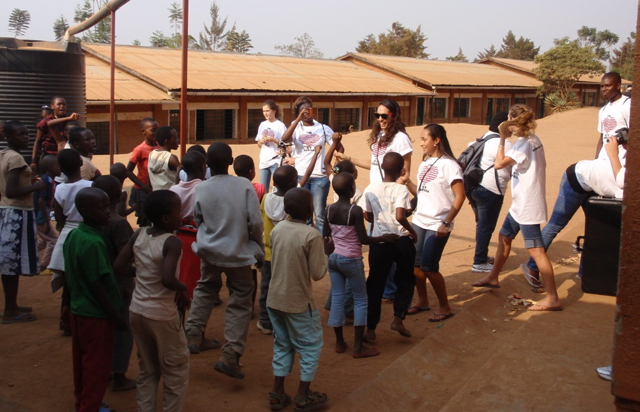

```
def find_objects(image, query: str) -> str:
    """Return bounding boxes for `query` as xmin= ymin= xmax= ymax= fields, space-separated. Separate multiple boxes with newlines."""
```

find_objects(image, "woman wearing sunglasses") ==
xmin=336 ymin=99 xmax=413 ymax=185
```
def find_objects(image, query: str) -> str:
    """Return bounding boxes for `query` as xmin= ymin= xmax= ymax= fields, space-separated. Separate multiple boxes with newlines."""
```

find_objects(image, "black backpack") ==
xmin=457 ymin=133 xmax=502 ymax=198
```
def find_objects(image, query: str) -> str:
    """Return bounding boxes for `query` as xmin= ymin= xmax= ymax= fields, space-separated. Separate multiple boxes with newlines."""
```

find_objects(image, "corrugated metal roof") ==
xmin=340 ymin=53 xmax=542 ymax=88
xmin=480 ymin=57 xmax=626 ymax=85
xmin=86 ymin=54 xmax=172 ymax=102
xmin=83 ymin=44 xmax=429 ymax=95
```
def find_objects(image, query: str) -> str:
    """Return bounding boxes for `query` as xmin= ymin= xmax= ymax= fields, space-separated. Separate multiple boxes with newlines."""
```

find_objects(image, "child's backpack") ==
xmin=457 ymin=133 xmax=502 ymax=198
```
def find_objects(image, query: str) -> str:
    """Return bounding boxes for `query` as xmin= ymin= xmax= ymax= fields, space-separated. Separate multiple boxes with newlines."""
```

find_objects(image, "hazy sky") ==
xmin=0 ymin=0 xmax=637 ymax=60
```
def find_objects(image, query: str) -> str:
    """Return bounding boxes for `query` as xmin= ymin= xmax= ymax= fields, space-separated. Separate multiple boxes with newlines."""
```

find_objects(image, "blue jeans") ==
xmin=470 ymin=186 xmax=504 ymax=265
xmin=328 ymin=255 xmax=367 ymax=327
xmin=259 ymin=163 xmax=279 ymax=194
xmin=268 ymin=307 xmax=323 ymax=382
xmin=299 ymin=176 xmax=330 ymax=236
xmin=323 ymin=280 xmax=354 ymax=314
xmin=413 ymin=225 xmax=450 ymax=273
xmin=526 ymin=172 xmax=591 ymax=272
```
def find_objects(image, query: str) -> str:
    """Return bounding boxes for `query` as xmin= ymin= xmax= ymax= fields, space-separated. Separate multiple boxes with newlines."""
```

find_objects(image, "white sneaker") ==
xmin=256 ymin=320 xmax=272 ymax=335
xmin=596 ymin=366 xmax=612 ymax=381
xmin=472 ymin=263 xmax=493 ymax=273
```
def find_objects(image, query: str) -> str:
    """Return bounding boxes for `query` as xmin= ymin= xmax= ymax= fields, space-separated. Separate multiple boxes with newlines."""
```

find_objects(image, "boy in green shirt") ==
xmin=64 ymin=187 xmax=125 ymax=412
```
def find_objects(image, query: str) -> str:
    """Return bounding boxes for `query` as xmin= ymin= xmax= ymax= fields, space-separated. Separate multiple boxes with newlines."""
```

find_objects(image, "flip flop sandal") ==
xmin=407 ymin=306 xmax=431 ymax=315
xmin=269 ymin=391 xmax=291 ymax=411
xmin=520 ymin=264 xmax=543 ymax=289
xmin=1 ymin=313 xmax=37 ymax=324
xmin=428 ymin=313 xmax=454 ymax=323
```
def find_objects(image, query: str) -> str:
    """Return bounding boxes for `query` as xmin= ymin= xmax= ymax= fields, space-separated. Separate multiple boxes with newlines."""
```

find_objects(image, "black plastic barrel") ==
xmin=0 ymin=38 xmax=85 ymax=161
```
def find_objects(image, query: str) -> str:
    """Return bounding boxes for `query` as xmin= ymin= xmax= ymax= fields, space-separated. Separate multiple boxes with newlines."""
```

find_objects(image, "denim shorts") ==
xmin=412 ymin=224 xmax=450 ymax=273
xmin=499 ymin=212 xmax=544 ymax=249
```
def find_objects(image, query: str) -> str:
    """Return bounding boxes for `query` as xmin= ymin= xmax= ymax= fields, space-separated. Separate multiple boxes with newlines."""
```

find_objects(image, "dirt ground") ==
xmin=0 ymin=108 xmax=613 ymax=412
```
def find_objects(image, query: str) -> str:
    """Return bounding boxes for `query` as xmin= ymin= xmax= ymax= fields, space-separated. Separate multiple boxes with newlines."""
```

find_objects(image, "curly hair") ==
xmin=368 ymin=99 xmax=407 ymax=149
xmin=507 ymin=104 xmax=536 ymax=136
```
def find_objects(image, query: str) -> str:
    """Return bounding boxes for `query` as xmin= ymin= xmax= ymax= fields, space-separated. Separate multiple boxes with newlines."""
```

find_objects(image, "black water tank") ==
xmin=0 ymin=38 xmax=85 ymax=161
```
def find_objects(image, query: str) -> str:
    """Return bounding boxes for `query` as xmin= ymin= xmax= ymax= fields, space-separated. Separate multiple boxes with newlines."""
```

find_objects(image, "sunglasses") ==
xmin=374 ymin=113 xmax=390 ymax=120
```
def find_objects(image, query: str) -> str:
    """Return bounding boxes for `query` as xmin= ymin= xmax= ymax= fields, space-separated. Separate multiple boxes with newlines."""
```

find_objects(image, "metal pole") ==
xmin=179 ymin=0 xmax=189 ymax=160
xmin=109 ymin=9 xmax=115 ymax=165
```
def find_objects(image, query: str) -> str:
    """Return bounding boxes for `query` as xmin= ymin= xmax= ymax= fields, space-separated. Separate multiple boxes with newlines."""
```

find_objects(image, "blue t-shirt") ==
xmin=33 ymin=174 xmax=56 ymax=224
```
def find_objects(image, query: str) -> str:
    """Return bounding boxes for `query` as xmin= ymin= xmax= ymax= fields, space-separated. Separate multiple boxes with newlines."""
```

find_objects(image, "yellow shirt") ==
xmin=0 ymin=149 xmax=33 ymax=209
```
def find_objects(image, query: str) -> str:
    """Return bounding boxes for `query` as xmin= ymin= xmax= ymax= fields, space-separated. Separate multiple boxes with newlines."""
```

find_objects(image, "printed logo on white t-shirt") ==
xmin=299 ymin=133 xmax=320 ymax=151
xmin=372 ymin=143 xmax=387 ymax=166
xmin=417 ymin=165 xmax=439 ymax=192
xmin=602 ymin=116 xmax=618 ymax=135
xmin=262 ymin=128 xmax=275 ymax=138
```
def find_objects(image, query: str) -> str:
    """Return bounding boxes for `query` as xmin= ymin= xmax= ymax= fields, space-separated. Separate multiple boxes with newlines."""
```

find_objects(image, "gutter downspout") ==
xmin=63 ymin=0 xmax=130 ymax=41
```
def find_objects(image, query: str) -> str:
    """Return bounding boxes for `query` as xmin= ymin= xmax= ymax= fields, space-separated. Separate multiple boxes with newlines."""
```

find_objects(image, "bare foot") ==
xmin=471 ymin=276 xmax=500 ymax=289
xmin=390 ymin=321 xmax=411 ymax=337
xmin=364 ymin=329 xmax=376 ymax=343
xmin=335 ymin=341 xmax=347 ymax=354
xmin=353 ymin=345 xmax=380 ymax=359
xmin=529 ymin=297 xmax=562 ymax=312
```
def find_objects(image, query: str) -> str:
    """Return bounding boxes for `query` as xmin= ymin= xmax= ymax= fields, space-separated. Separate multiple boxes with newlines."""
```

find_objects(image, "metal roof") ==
xmin=82 ymin=44 xmax=430 ymax=96
xmin=338 ymin=53 xmax=543 ymax=89
xmin=477 ymin=57 xmax=630 ymax=85
xmin=85 ymin=54 xmax=172 ymax=102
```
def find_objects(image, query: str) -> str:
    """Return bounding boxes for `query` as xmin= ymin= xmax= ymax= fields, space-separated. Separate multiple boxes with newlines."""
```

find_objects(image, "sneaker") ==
xmin=256 ymin=320 xmax=273 ymax=335
xmin=214 ymin=350 xmax=245 ymax=379
xmin=472 ymin=263 xmax=493 ymax=273
xmin=187 ymin=333 xmax=203 ymax=354
xmin=596 ymin=366 xmax=612 ymax=381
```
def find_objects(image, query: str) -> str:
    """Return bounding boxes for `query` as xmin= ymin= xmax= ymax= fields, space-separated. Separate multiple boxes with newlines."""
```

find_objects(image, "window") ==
xmin=334 ymin=108 xmax=360 ymax=133
xmin=416 ymin=97 xmax=426 ymax=125
xmin=583 ymin=92 xmax=597 ymax=107
xmin=86 ymin=121 xmax=110 ymax=155
xmin=195 ymin=109 xmax=236 ymax=140
xmin=515 ymin=97 xmax=527 ymax=105
xmin=496 ymin=98 xmax=510 ymax=113
xmin=169 ymin=110 xmax=181 ymax=132
xmin=431 ymin=98 xmax=447 ymax=118
xmin=453 ymin=98 xmax=470 ymax=118
xmin=247 ymin=109 xmax=263 ymax=140
xmin=316 ymin=108 xmax=330 ymax=125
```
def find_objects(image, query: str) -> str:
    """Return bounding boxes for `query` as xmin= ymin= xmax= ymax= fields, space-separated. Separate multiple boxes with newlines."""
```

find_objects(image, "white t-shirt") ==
xmin=179 ymin=168 xmax=210 ymax=182
xmin=476 ymin=132 xmax=512 ymax=195
xmin=256 ymin=119 xmax=287 ymax=169
xmin=370 ymin=131 xmax=413 ymax=184
xmin=575 ymin=156 xmax=625 ymax=199
xmin=54 ymin=179 xmax=93 ymax=222
xmin=169 ymin=179 xmax=202 ymax=219
xmin=291 ymin=121 xmax=333 ymax=178
xmin=412 ymin=156 xmax=463 ymax=231
xmin=506 ymin=135 xmax=547 ymax=225
xmin=597 ymin=96 xmax=630 ymax=161
xmin=359 ymin=182 xmax=411 ymax=237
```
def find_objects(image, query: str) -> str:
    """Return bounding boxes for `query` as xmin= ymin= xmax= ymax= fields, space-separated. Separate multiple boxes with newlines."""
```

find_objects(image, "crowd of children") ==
xmin=2 ymin=84 xmax=628 ymax=411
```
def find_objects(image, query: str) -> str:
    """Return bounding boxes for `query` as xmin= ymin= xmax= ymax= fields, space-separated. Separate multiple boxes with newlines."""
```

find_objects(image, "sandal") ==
xmin=294 ymin=391 xmax=329 ymax=412
xmin=269 ymin=391 xmax=291 ymax=411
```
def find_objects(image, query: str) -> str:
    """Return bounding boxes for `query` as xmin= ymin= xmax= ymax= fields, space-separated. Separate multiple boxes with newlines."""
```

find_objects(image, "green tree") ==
xmin=8 ymin=9 xmax=30 ymax=37
xmin=610 ymin=32 xmax=635 ymax=81
xmin=224 ymin=29 xmax=252 ymax=53
xmin=53 ymin=15 xmax=69 ymax=41
xmin=356 ymin=22 xmax=429 ymax=58
xmin=476 ymin=44 xmax=498 ymax=61
xmin=168 ymin=2 xmax=182 ymax=37
xmin=495 ymin=30 xmax=539 ymax=60
xmin=446 ymin=48 xmax=468 ymax=62
xmin=534 ymin=37 xmax=605 ymax=111
xmin=132 ymin=39 xmax=141 ymax=46
xmin=275 ymin=33 xmax=324 ymax=58
xmin=199 ymin=2 xmax=231 ymax=51
xmin=74 ymin=0 xmax=110 ymax=43
xmin=577 ymin=26 xmax=619 ymax=62
xmin=149 ymin=30 xmax=170 ymax=48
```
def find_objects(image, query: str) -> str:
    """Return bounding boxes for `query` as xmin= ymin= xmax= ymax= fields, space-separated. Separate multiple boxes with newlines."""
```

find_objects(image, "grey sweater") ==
xmin=193 ymin=174 xmax=265 ymax=267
